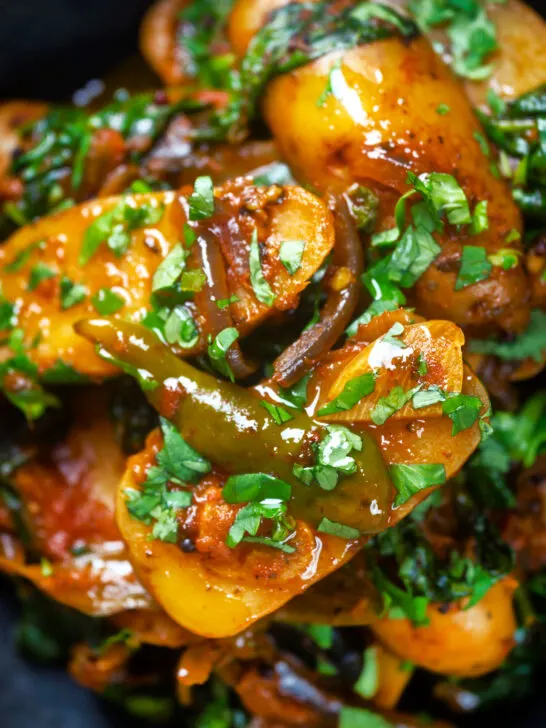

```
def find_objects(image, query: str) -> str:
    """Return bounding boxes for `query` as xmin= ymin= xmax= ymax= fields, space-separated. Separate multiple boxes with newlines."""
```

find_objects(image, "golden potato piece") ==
xmin=0 ymin=181 xmax=334 ymax=379
xmin=371 ymin=578 xmax=518 ymax=677
xmin=116 ymin=439 xmax=361 ymax=638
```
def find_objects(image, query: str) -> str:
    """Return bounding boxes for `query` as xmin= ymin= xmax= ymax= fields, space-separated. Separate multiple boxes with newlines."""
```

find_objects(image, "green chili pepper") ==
xmin=76 ymin=318 xmax=393 ymax=533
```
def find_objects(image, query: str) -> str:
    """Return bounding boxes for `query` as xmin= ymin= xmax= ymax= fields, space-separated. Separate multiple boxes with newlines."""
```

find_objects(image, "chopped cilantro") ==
xmin=316 ymin=58 xmax=343 ymax=107
xmin=339 ymin=706 xmax=393 ymax=728
xmin=222 ymin=473 xmax=291 ymax=504
xmin=4 ymin=240 xmax=44 ymax=273
xmin=279 ymin=239 xmax=305 ymax=275
xmin=294 ymin=425 xmax=362 ymax=491
xmin=208 ymin=327 xmax=239 ymax=381
xmin=260 ymin=399 xmax=294 ymax=424
xmin=179 ymin=268 xmax=206 ymax=292
xmin=216 ymin=294 xmax=239 ymax=310
xmin=416 ymin=353 xmax=428 ymax=376
xmin=249 ymin=228 xmax=275 ymax=306
xmin=152 ymin=244 xmax=187 ymax=291
xmin=188 ymin=176 xmax=215 ymax=221
xmin=354 ymin=646 xmax=379 ymax=699
xmin=125 ymin=418 xmax=210 ymax=542
xmin=381 ymin=321 xmax=406 ymax=348
xmin=455 ymin=246 xmax=492 ymax=290
xmin=389 ymin=463 xmax=446 ymax=507
xmin=469 ymin=200 xmax=489 ymax=234
xmin=442 ymin=393 xmax=483 ymax=435
xmin=79 ymin=199 xmax=164 ymax=265
xmin=317 ymin=372 xmax=376 ymax=416
xmin=91 ymin=288 xmax=125 ymax=315
xmin=226 ymin=499 xmax=295 ymax=551
xmin=317 ymin=516 xmax=360 ymax=540
xmin=59 ymin=277 xmax=86 ymax=310
xmin=28 ymin=263 xmax=56 ymax=291
xmin=371 ymin=385 xmax=420 ymax=426
xmin=436 ymin=103 xmax=450 ymax=115
xmin=163 ymin=306 xmax=199 ymax=348
xmin=488 ymin=247 xmax=521 ymax=270
xmin=346 ymin=184 xmax=379 ymax=231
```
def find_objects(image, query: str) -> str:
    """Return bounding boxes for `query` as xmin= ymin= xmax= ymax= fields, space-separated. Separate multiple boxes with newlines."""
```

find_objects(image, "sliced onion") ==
xmin=272 ymin=193 xmax=363 ymax=387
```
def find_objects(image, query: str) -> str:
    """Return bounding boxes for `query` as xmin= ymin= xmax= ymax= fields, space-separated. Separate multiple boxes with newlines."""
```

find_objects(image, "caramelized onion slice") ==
xmin=272 ymin=194 xmax=363 ymax=387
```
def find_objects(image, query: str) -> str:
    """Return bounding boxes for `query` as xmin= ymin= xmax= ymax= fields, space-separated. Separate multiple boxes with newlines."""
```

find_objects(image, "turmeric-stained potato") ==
xmin=371 ymin=578 xmax=517 ymax=677
xmin=116 ymin=431 xmax=361 ymax=638
xmin=263 ymin=38 xmax=528 ymax=332
xmin=309 ymin=310 xmax=488 ymax=523
xmin=0 ymin=180 xmax=334 ymax=379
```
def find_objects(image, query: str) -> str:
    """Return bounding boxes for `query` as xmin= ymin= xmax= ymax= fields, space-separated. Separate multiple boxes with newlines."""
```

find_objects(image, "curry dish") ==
xmin=1 ymin=0 xmax=546 ymax=725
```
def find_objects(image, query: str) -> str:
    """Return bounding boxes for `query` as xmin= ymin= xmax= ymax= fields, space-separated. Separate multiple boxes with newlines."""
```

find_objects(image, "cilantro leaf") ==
xmin=158 ymin=417 xmax=211 ymax=483
xmin=279 ymin=239 xmax=305 ymax=275
xmin=28 ymin=263 xmax=56 ymax=291
xmin=249 ymin=228 xmax=275 ymax=306
xmin=317 ymin=516 xmax=360 ymax=540
xmin=371 ymin=385 xmax=420 ymax=426
xmin=317 ymin=372 xmax=376 ymax=416
xmin=91 ymin=288 xmax=125 ymax=315
xmin=188 ymin=176 xmax=214 ymax=220
xmin=260 ymin=399 xmax=294 ymax=424
xmin=222 ymin=473 xmax=291 ymax=504
xmin=389 ymin=463 xmax=446 ymax=507
xmin=208 ymin=327 xmax=239 ymax=381
xmin=152 ymin=244 xmax=187 ymax=291
xmin=59 ymin=276 xmax=87 ymax=310
xmin=442 ymin=393 xmax=483 ymax=435
xmin=455 ymin=246 xmax=492 ymax=290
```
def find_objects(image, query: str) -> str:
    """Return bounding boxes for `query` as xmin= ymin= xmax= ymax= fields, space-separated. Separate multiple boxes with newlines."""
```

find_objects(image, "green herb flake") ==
xmin=152 ymin=244 xmax=187 ymax=291
xmin=216 ymin=294 xmax=239 ymax=310
xmin=91 ymin=288 xmax=125 ymax=315
xmin=260 ymin=399 xmax=295 ymax=424
xmin=436 ymin=103 xmax=450 ymax=115
xmin=354 ymin=646 xmax=379 ymax=699
xmin=125 ymin=418 xmax=210 ymax=542
xmin=208 ymin=327 xmax=239 ymax=382
xmin=59 ymin=277 xmax=87 ymax=310
xmin=442 ymin=393 xmax=483 ymax=435
xmin=28 ymin=263 xmax=56 ymax=291
xmin=416 ymin=353 xmax=428 ymax=376
xmin=317 ymin=516 xmax=360 ymax=540
xmin=188 ymin=176 xmax=215 ymax=221
xmin=222 ymin=473 xmax=292 ymax=504
xmin=371 ymin=385 xmax=420 ymax=426
xmin=340 ymin=706 xmax=394 ymax=728
xmin=249 ymin=228 xmax=276 ymax=307
xmin=279 ymin=239 xmax=306 ymax=275
xmin=317 ymin=372 xmax=376 ymax=416
xmin=455 ymin=246 xmax=492 ymax=290
xmin=389 ymin=463 xmax=446 ymax=507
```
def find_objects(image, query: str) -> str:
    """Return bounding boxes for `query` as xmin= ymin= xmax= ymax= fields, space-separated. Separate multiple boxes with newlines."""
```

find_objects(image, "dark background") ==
xmin=0 ymin=1 xmax=545 ymax=727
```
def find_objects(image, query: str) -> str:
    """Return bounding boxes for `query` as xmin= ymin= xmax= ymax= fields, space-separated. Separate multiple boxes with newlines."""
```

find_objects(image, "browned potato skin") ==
xmin=0 ymin=182 xmax=334 ymax=378
xmin=261 ymin=38 xmax=529 ymax=333
xmin=371 ymin=578 xmax=518 ymax=677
